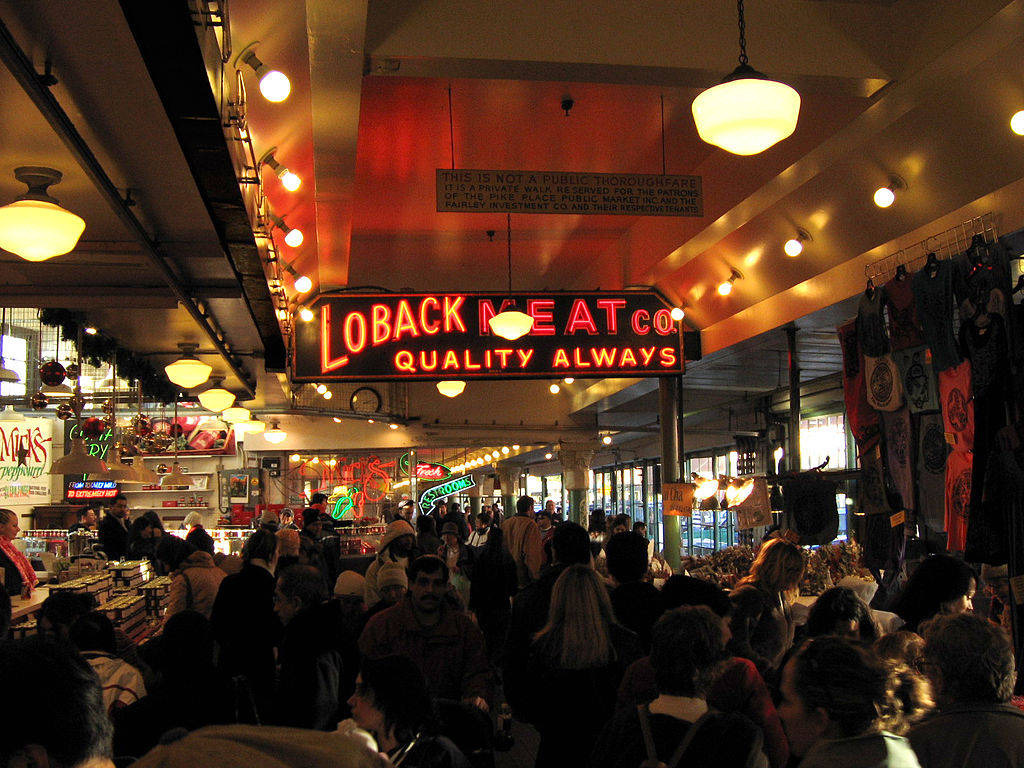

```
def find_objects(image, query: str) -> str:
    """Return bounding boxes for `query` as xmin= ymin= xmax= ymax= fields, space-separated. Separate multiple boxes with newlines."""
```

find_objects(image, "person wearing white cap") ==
xmin=364 ymin=520 xmax=417 ymax=608
xmin=184 ymin=511 xmax=215 ymax=556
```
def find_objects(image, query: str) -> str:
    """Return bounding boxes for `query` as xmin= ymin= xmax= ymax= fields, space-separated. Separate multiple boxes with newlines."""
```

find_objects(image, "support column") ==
xmin=660 ymin=376 xmax=682 ymax=573
xmin=494 ymin=465 xmax=519 ymax=518
xmin=558 ymin=443 xmax=594 ymax=525
xmin=787 ymin=326 xmax=801 ymax=471
xmin=466 ymin=474 xmax=483 ymax=518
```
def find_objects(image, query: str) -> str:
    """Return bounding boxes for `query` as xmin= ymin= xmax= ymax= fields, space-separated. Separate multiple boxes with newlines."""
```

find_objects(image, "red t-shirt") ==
xmin=944 ymin=449 xmax=973 ymax=552
xmin=939 ymin=359 xmax=975 ymax=453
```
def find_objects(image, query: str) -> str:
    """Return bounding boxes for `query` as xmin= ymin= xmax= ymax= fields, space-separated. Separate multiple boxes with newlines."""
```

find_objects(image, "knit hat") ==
xmin=440 ymin=521 xmax=459 ymax=536
xmin=259 ymin=508 xmax=279 ymax=526
xmin=276 ymin=528 xmax=300 ymax=558
xmin=379 ymin=519 xmax=415 ymax=550
xmin=302 ymin=507 xmax=322 ymax=527
xmin=183 ymin=511 xmax=203 ymax=528
xmin=378 ymin=563 xmax=408 ymax=590
xmin=333 ymin=570 xmax=366 ymax=599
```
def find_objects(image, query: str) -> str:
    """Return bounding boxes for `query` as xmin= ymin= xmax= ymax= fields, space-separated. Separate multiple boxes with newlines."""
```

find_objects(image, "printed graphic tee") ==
xmin=893 ymin=346 xmax=939 ymax=414
xmin=864 ymin=354 xmax=904 ymax=412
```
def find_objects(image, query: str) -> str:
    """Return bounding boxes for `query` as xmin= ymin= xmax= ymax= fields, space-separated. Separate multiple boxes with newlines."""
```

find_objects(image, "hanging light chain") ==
xmin=737 ymin=0 xmax=749 ymax=66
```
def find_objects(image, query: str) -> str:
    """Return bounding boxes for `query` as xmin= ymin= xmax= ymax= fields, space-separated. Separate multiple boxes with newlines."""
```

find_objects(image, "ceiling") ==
xmin=2 ymin=0 xmax=1024 ymax=454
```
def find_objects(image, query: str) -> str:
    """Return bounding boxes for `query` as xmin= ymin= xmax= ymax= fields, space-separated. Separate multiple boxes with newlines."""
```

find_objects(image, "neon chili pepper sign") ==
xmin=292 ymin=290 xmax=696 ymax=382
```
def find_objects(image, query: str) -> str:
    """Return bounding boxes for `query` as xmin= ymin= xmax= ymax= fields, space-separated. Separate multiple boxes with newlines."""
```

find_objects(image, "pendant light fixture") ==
xmin=691 ymin=1 xmax=800 ymax=155
xmin=197 ymin=376 xmax=235 ymax=412
xmin=160 ymin=393 xmax=189 ymax=487
xmin=436 ymin=380 xmax=466 ymax=398
xmin=0 ymin=405 xmax=25 ymax=421
xmin=488 ymin=214 xmax=534 ymax=341
xmin=269 ymin=213 xmax=303 ymax=247
xmin=263 ymin=420 xmax=288 ymax=443
xmin=165 ymin=343 xmax=212 ymax=389
xmin=0 ymin=167 xmax=86 ymax=261
xmin=0 ymin=308 xmax=20 ymax=384
xmin=222 ymin=406 xmax=250 ymax=423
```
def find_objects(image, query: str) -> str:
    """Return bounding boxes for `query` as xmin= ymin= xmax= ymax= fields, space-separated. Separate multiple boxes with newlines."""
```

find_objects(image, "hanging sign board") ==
xmin=437 ymin=170 xmax=702 ymax=217
xmin=419 ymin=474 xmax=475 ymax=514
xmin=0 ymin=418 xmax=53 ymax=506
xmin=293 ymin=290 xmax=694 ymax=382
xmin=661 ymin=483 xmax=694 ymax=517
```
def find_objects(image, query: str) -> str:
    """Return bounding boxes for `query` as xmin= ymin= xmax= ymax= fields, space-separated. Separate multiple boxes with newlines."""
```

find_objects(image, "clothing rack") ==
xmin=864 ymin=212 xmax=998 ymax=284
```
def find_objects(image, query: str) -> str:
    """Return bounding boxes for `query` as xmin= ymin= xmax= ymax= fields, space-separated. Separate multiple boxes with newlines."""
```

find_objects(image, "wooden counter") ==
xmin=11 ymin=586 xmax=49 ymax=620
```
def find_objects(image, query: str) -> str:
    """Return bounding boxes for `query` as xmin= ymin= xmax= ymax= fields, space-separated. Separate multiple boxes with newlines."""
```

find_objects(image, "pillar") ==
xmin=660 ymin=376 xmax=682 ymax=573
xmin=787 ymin=326 xmax=801 ymax=471
xmin=494 ymin=465 xmax=519 ymax=518
xmin=466 ymin=474 xmax=483 ymax=518
xmin=558 ymin=442 xmax=594 ymax=525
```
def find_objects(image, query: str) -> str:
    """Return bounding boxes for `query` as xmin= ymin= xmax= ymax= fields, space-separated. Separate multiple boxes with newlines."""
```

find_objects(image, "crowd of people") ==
xmin=1 ymin=497 xmax=1022 ymax=768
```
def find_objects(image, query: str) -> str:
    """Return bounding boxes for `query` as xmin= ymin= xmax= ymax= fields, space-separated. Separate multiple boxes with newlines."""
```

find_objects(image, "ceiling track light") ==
xmin=298 ymin=307 xmax=315 ymax=322
xmin=259 ymin=147 xmax=301 ymax=191
xmin=783 ymin=228 xmax=811 ymax=257
xmin=269 ymin=212 xmax=303 ymax=247
xmin=691 ymin=0 xmax=800 ymax=155
xmin=164 ymin=342 xmax=213 ymax=389
xmin=237 ymin=42 xmax=291 ymax=102
xmin=489 ymin=214 xmax=535 ymax=340
xmin=0 ymin=166 xmax=86 ymax=261
xmin=279 ymin=260 xmax=312 ymax=294
xmin=873 ymin=175 xmax=905 ymax=209
xmin=717 ymin=268 xmax=743 ymax=296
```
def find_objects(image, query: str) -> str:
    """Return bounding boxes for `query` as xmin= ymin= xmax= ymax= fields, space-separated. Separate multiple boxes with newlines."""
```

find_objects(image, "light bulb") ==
xmin=389 ymin=423 xmax=399 ymax=429
xmin=367 ymin=419 xmax=374 ymax=424
xmin=284 ymin=228 xmax=303 ymax=247
xmin=512 ymin=444 xmax=520 ymax=450
xmin=259 ymin=70 xmax=291 ymax=102
xmin=502 ymin=446 xmax=510 ymax=454
xmin=549 ymin=383 xmax=560 ymax=394
xmin=873 ymin=186 xmax=896 ymax=208
xmin=602 ymin=435 xmax=612 ymax=445
xmin=223 ymin=406 xmax=250 ymax=423
xmin=1011 ymin=110 xmax=1024 ymax=135
xmin=84 ymin=326 xmax=98 ymax=335
xmin=279 ymin=169 xmax=301 ymax=191
xmin=563 ymin=377 xmax=575 ymax=384
xmin=323 ymin=391 xmax=333 ymax=400
xmin=290 ymin=454 xmax=301 ymax=462
xmin=717 ymin=280 xmax=734 ymax=297
xmin=333 ymin=417 xmax=341 ymax=423
xmin=544 ymin=453 xmax=552 ymax=460
xmin=436 ymin=380 xmax=466 ymax=398
xmin=670 ymin=307 xmax=685 ymax=321
xmin=316 ymin=384 xmax=327 ymax=394
xmin=293 ymin=275 xmax=312 ymax=293
xmin=264 ymin=423 xmax=287 ymax=443
xmin=310 ymin=456 xmax=319 ymax=464
xmin=784 ymin=238 xmax=804 ymax=257
xmin=299 ymin=307 xmax=314 ymax=322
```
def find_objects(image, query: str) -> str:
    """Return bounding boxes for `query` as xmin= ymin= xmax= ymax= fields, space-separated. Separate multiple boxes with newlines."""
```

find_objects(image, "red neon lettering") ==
xmin=444 ymin=296 xmax=468 ymax=333
xmin=343 ymin=310 xmax=368 ymax=355
xmin=572 ymin=348 xmax=591 ymax=368
xmin=653 ymin=309 xmax=674 ymax=335
xmin=659 ymin=347 xmax=678 ymax=367
xmin=478 ymin=300 xmax=498 ymax=334
xmin=564 ymin=299 xmax=599 ymax=335
xmin=419 ymin=350 xmax=438 ymax=371
xmin=639 ymin=347 xmax=656 ymax=366
xmin=442 ymin=350 xmax=460 ymax=370
xmin=420 ymin=297 xmax=441 ymax=335
xmin=372 ymin=304 xmax=391 ymax=345
xmin=596 ymin=299 xmax=627 ymax=333
xmin=494 ymin=349 xmax=513 ymax=367
xmin=620 ymin=348 xmax=638 ymax=367
xmin=592 ymin=348 xmax=617 ymax=367
xmin=631 ymin=309 xmax=650 ymax=335
xmin=527 ymin=299 xmax=556 ymax=335
xmin=485 ymin=350 xmax=493 ymax=367
xmin=463 ymin=350 xmax=482 ymax=370
xmin=321 ymin=305 xmax=350 ymax=371
xmin=516 ymin=349 xmax=534 ymax=367
xmin=552 ymin=348 xmax=571 ymax=368
xmin=392 ymin=300 xmax=420 ymax=341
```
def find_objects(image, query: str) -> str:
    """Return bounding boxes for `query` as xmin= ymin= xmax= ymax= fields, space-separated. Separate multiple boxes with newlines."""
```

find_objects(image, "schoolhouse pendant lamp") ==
xmin=264 ymin=420 xmax=288 ymax=443
xmin=165 ymin=343 xmax=212 ymax=389
xmin=197 ymin=376 xmax=236 ymax=412
xmin=0 ymin=167 xmax=86 ymax=261
xmin=436 ymin=380 xmax=466 ymax=398
xmin=488 ymin=215 xmax=534 ymax=341
xmin=691 ymin=0 xmax=800 ymax=155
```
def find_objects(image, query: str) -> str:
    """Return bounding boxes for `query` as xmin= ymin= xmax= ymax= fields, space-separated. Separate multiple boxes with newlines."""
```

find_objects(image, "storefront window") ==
xmin=0 ymin=334 xmax=26 ymax=398
xmin=800 ymin=413 xmax=848 ymax=470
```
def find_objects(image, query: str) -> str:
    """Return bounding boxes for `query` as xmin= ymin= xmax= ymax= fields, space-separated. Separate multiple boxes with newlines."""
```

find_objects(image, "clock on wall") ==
xmin=349 ymin=386 xmax=382 ymax=414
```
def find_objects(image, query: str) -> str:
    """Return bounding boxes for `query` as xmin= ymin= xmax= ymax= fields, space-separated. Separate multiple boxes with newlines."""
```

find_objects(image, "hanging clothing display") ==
xmin=864 ymin=354 xmax=904 ymax=412
xmin=944 ymin=449 xmax=973 ymax=552
xmin=857 ymin=440 xmax=891 ymax=518
xmin=954 ymin=238 xmax=1012 ymax=327
xmin=881 ymin=408 xmax=914 ymax=513
xmin=838 ymin=319 xmax=880 ymax=445
xmin=884 ymin=276 xmax=925 ymax=351
xmin=893 ymin=346 xmax=939 ymax=414
xmin=857 ymin=288 xmax=890 ymax=356
xmin=938 ymin=359 xmax=975 ymax=453
xmin=915 ymin=412 xmax=949 ymax=535
xmin=912 ymin=259 xmax=961 ymax=371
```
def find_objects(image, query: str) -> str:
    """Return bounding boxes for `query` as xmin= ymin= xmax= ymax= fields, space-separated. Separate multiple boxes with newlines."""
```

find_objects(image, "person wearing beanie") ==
xmin=364 ymin=519 xmax=417 ymax=609
xmin=364 ymin=563 xmax=409 ymax=623
xmin=184 ymin=511 xmax=215 ymax=556
xmin=258 ymin=508 xmax=279 ymax=532
xmin=331 ymin=569 xmax=368 ymax=716
xmin=438 ymin=521 xmax=471 ymax=606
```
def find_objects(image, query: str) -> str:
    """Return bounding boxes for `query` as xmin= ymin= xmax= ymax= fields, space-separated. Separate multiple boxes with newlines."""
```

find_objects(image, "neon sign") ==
xmin=419 ymin=474 xmax=475 ymax=514
xmin=293 ymin=290 xmax=697 ymax=382
xmin=322 ymin=455 xmax=395 ymax=520
xmin=399 ymin=453 xmax=451 ymax=481
xmin=67 ymin=481 xmax=118 ymax=500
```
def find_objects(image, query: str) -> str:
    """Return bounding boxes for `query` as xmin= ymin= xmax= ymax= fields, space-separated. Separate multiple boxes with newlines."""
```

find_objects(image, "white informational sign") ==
xmin=0 ymin=418 xmax=53 ymax=506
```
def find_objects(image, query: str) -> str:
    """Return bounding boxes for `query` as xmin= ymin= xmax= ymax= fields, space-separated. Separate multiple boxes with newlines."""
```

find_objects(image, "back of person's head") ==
xmin=141 ymin=510 xmax=165 ymax=532
xmin=744 ymin=537 xmax=805 ymax=595
xmin=477 ymin=511 xmax=492 ymax=526
xmin=483 ymin=525 xmax=504 ymax=551
xmin=536 ymin=510 xmax=551 ymax=523
xmin=0 ymin=638 xmax=112 ymax=767
xmin=874 ymin=630 xmax=926 ymax=669
xmin=129 ymin=516 xmax=153 ymax=542
xmin=604 ymin=531 xmax=649 ymax=584
xmin=409 ymin=553 xmax=449 ymax=583
xmin=535 ymin=564 xmax=618 ymax=669
xmin=789 ymin=636 xmax=895 ymax=738
xmin=359 ymin=655 xmax=437 ymax=743
xmin=449 ymin=502 xmax=461 ymax=516
xmin=242 ymin=528 xmax=277 ymax=564
xmin=807 ymin=586 xmax=879 ymax=642
xmin=885 ymin=661 xmax=934 ymax=735
xmin=156 ymin=534 xmax=196 ymax=572
xmin=70 ymin=611 xmax=117 ymax=654
xmin=516 ymin=495 xmax=535 ymax=516
xmin=161 ymin=610 xmax=216 ymax=669
xmin=611 ymin=513 xmax=631 ymax=531
xmin=39 ymin=592 xmax=97 ymax=640
xmin=588 ymin=509 xmax=607 ymax=533
xmin=922 ymin=612 xmax=1015 ymax=704
xmin=894 ymin=555 xmax=976 ymax=631
xmin=661 ymin=575 xmax=731 ymax=617
xmin=551 ymin=521 xmax=591 ymax=565
xmin=416 ymin=514 xmax=436 ymax=535
xmin=310 ymin=492 xmax=328 ymax=506
xmin=632 ymin=520 xmax=647 ymax=533
xmin=278 ymin=564 xmax=328 ymax=610
xmin=301 ymin=507 xmax=322 ymax=528
xmin=651 ymin=606 xmax=726 ymax=696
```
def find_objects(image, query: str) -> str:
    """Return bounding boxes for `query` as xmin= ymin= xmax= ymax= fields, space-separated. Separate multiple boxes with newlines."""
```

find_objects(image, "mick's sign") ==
xmin=0 ymin=419 xmax=53 ymax=505
xmin=293 ymin=290 xmax=696 ymax=382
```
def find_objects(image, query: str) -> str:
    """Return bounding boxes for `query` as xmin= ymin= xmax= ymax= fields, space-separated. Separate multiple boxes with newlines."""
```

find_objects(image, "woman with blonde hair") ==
xmin=521 ymin=564 xmax=641 ymax=768
xmin=731 ymin=537 xmax=806 ymax=672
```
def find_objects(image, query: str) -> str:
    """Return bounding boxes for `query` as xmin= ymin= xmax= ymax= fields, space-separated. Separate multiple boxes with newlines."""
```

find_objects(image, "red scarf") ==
xmin=0 ymin=536 xmax=38 ymax=593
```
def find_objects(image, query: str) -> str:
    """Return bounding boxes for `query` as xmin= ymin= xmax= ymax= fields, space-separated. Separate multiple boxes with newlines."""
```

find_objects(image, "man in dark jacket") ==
xmin=97 ymin=494 xmax=130 ymax=560
xmin=298 ymin=508 xmax=328 ymax=580
xmin=605 ymin=532 xmax=664 ymax=653
xmin=910 ymin=613 xmax=1024 ymax=768
xmin=503 ymin=521 xmax=590 ymax=718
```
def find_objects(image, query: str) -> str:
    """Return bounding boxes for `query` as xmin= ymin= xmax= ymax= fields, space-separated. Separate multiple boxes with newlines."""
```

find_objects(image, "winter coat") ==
xmin=98 ymin=514 xmax=130 ymax=560
xmin=364 ymin=552 xmax=410 ymax=609
xmin=163 ymin=550 xmax=226 ymax=628
xmin=501 ymin=514 xmax=544 ymax=588
xmin=468 ymin=543 xmax=517 ymax=616
xmin=909 ymin=703 xmax=1024 ymax=768
xmin=83 ymin=651 xmax=146 ymax=713
xmin=802 ymin=732 xmax=921 ymax=768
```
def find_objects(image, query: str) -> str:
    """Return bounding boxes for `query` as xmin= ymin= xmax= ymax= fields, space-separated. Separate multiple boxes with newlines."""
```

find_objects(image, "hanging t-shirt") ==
xmin=938 ymin=359 xmax=975 ymax=453
xmin=954 ymin=240 xmax=1012 ymax=327
xmin=916 ymin=412 xmax=948 ymax=534
xmin=944 ymin=449 xmax=973 ymax=552
xmin=881 ymin=408 xmax=914 ymax=512
xmin=884 ymin=276 xmax=924 ymax=351
xmin=864 ymin=354 xmax=904 ymax=412
xmin=857 ymin=288 xmax=890 ymax=356
xmin=858 ymin=439 xmax=890 ymax=518
xmin=912 ymin=259 xmax=961 ymax=372
xmin=893 ymin=346 xmax=939 ymax=413
xmin=838 ymin=319 xmax=880 ymax=445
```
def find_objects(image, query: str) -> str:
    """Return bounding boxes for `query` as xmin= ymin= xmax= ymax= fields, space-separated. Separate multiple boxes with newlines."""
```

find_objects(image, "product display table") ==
xmin=11 ymin=586 xmax=49 ymax=621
